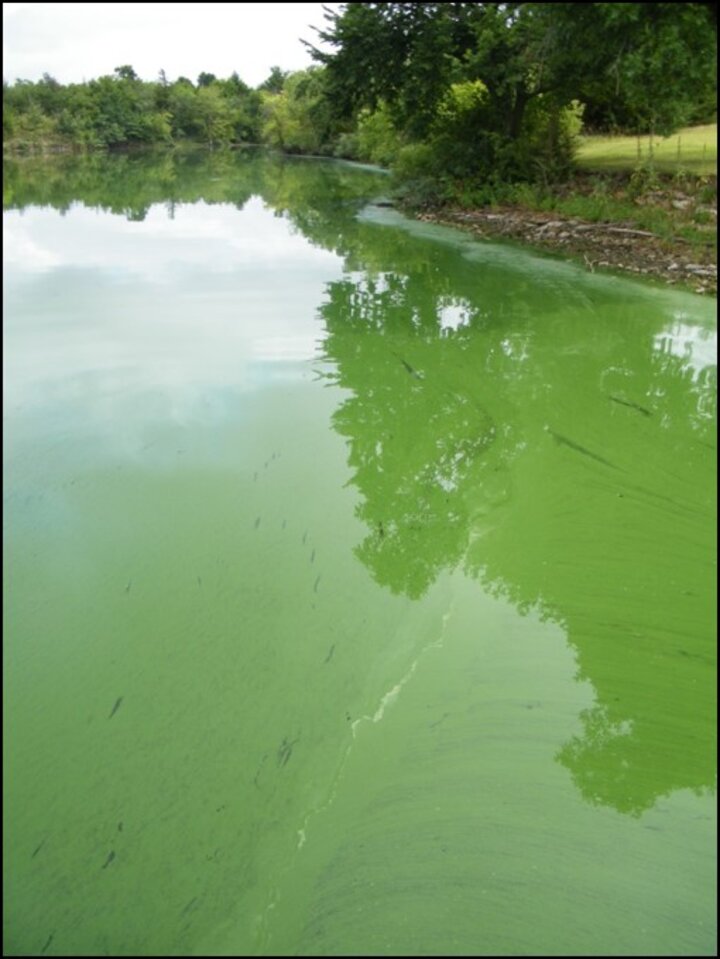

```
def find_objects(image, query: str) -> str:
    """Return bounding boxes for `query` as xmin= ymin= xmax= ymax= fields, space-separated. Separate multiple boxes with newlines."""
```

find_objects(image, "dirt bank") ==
xmin=414 ymin=205 xmax=717 ymax=296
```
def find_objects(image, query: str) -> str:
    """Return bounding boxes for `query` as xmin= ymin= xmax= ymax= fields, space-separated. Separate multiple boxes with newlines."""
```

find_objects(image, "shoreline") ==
xmin=5 ymin=144 xmax=717 ymax=296
xmin=410 ymin=204 xmax=717 ymax=296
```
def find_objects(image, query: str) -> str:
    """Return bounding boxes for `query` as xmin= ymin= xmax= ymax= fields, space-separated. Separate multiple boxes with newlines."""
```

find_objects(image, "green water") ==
xmin=3 ymin=150 xmax=716 ymax=957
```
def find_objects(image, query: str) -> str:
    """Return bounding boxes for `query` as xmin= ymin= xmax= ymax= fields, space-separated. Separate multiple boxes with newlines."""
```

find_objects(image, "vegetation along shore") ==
xmin=4 ymin=3 xmax=716 ymax=293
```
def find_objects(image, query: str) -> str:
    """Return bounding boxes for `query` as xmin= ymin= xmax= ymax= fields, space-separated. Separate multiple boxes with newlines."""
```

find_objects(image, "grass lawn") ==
xmin=576 ymin=123 xmax=717 ymax=175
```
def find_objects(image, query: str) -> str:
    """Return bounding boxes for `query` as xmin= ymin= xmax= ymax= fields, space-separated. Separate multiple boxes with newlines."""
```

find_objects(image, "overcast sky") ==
xmin=3 ymin=2 xmax=340 ymax=87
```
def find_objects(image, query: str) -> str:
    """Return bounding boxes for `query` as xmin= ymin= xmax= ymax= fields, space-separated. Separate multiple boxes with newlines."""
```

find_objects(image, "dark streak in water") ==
xmin=109 ymin=697 xmax=123 ymax=719
xmin=254 ymin=517 xmax=261 ymax=529
xmin=101 ymin=850 xmax=115 ymax=869
xmin=392 ymin=351 xmax=424 ymax=379
xmin=302 ymin=530 xmax=307 ymax=545
xmin=429 ymin=712 xmax=450 ymax=728
xmin=310 ymin=549 xmax=315 ymax=564
xmin=622 ymin=480 xmax=707 ymax=519
xmin=32 ymin=839 xmax=46 ymax=858
xmin=277 ymin=737 xmax=299 ymax=767
xmin=181 ymin=896 xmax=199 ymax=917
xmin=609 ymin=394 xmax=652 ymax=416
xmin=41 ymin=933 xmax=54 ymax=954
xmin=677 ymin=648 xmax=710 ymax=663
xmin=253 ymin=754 xmax=268 ymax=787
xmin=124 ymin=579 xmax=132 ymax=594
xmin=118 ymin=822 xmax=123 ymax=832
xmin=547 ymin=429 xmax=621 ymax=471
xmin=324 ymin=644 xmax=335 ymax=664
xmin=313 ymin=575 xmax=321 ymax=593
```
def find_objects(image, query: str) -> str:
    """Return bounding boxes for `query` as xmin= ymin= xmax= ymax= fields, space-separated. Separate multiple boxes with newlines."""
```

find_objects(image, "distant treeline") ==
xmin=3 ymin=66 xmax=277 ymax=151
xmin=4 ymin=3 xmax=716 ymax=200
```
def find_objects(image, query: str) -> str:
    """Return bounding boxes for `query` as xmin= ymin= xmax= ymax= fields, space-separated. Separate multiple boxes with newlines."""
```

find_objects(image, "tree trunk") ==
xmin=506 ymin=87 xmax=528 ymax=140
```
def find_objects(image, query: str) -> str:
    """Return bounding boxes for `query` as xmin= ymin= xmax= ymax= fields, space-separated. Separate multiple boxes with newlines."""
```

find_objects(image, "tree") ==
xmin=307 ymin=3 xmax=462 ymax=138
xmin=195 ymin=85 xmax=233 ymax=145
xmin=218 ymin=74 xmax=262 ymax=142
xmin=261 ymin=68 xmax=337 ymax=154
xmin=308 ymin=2 xmax=580 ymax=179
xmin=227 ymin=71 xmax=250 ymax=95
xmin=308 ymin=2 xmax=717 ymax=180
xmin=258 ymin=65 xmax=289 ymax=93
xmin=114 ymin=64 xmax=139 ymax=82
xmin=536 ymin=3 xmax=718 ymax=136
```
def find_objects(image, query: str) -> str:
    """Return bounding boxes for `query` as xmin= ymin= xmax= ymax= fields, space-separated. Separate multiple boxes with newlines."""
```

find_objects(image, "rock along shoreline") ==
xmin=412 ymin=205 xmax=717 ymax=296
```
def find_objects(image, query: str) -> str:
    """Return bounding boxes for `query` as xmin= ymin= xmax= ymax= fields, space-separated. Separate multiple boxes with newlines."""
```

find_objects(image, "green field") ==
xmin=577 ymin=123 xmax=717 ymax=175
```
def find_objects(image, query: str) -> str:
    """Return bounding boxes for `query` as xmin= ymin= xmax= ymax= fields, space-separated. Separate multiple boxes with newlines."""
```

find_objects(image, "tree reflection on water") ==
xmin=7 ymin=146 xmax=715 ymax=817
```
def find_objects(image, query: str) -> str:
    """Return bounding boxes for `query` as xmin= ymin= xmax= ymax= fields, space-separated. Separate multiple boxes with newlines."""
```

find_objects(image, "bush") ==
xmin=355 ymin=104 xmax=404 ymax=166
xmin=390 ymin=87 xmax=585 ymax=206
xmin=628 ymin=162 xmax=661 ymax=198
xmin=333 ymin=131 xmax=360 ymax=159
xmin=391 ymin=144 xmax=448 ymax=207
xmin=523 ymin=98 xmax=585 ymax=184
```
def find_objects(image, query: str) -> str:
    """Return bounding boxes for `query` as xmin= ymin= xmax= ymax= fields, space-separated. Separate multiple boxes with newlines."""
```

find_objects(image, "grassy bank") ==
xmin=396 ymin=121 xmax=717 ymax=294
xmin=576 ymin=124 xmax=717 ymax=175
xmin=504 ymin=172 xmax=717 ymax=254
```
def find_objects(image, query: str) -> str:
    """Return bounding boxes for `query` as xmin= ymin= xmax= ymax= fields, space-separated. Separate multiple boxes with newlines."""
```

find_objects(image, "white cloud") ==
xmin=654 ymin=319 xmax=717 ymax=382
xmin=2 ymin=2 xmax=339 ymax=87
xmin=3 ymin=220 xmax=62 ymax=271
xmin=4 ymin=196 xmax=344 ymax=416
xmin=4 ymin=198 xmax=339 ymax=278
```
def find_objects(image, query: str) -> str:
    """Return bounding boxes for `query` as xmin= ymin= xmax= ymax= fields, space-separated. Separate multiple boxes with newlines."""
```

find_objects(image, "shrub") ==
xmin=355 ymin=104 xmax=404 ymax=166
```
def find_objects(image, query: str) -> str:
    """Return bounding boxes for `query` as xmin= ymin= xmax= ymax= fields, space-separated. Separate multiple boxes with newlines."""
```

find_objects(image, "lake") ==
xmin=3 ymin=149 xmax=716 ymax=957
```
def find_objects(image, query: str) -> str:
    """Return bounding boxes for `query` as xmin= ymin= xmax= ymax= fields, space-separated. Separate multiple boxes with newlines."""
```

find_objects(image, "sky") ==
xmin=2 ymin=2 xmax=340 ymax=87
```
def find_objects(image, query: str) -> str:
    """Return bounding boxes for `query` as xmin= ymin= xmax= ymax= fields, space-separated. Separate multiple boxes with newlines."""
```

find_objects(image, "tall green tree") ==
xmin=261 ymin=67 xmax=338 ymax=154
xmin=308 ymin=2 xmax=716 ymax=179
xmin=536 ymin=3 xmax=718 ymax=135
xmin=258 ymin=65 xmax=289 ymax=93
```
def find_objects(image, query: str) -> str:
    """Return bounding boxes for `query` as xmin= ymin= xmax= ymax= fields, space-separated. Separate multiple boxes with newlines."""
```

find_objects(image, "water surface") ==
xmin=3 ymin=150 xmax=716 ymax=956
